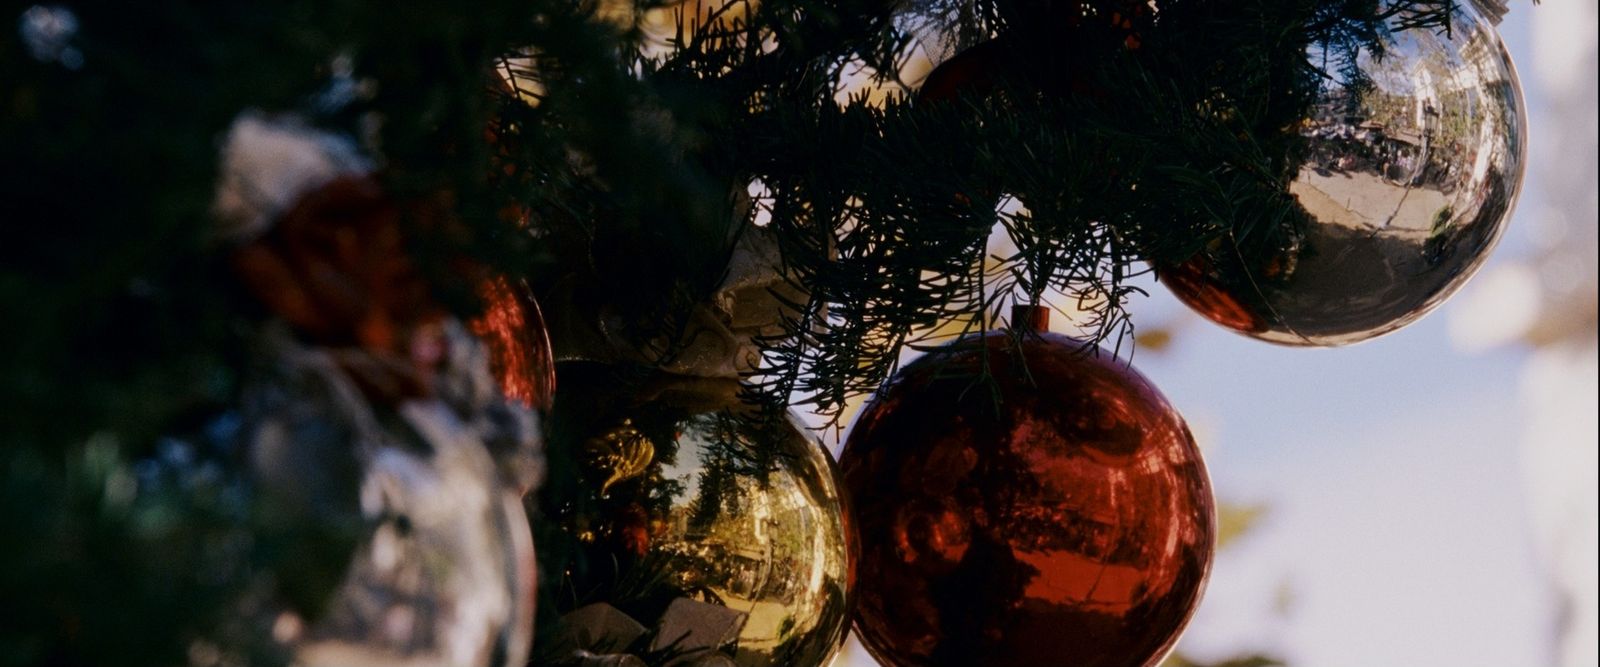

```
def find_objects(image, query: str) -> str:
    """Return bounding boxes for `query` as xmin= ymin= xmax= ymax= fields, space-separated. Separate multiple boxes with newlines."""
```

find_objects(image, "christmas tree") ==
xmin=1 ymin=1 xmax=1528 ymax=666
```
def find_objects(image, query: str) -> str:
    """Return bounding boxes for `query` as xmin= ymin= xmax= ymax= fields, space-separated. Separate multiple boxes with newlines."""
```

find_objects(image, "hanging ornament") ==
xmin=901 ymin=0 xmax=1150 ymax=100
xmin=470 ymin=275 xmax=557 ymax=412
xmin=840 ymin=305 xmax=1214 ymax=667
xmin=1162 ymin=2 xmax=1526 ymax=346
xmin=916 ymin=37 xmax=1007 ymax=104
xmin=242 ymin=321 xmax=540 ymax=667
xmin=536 ymin=367 xmax=852 ymax=667
xmin=218 ymin=113 xmax=540 ymax=667
xmin=476 ymin=90 xmax=557 ymax=417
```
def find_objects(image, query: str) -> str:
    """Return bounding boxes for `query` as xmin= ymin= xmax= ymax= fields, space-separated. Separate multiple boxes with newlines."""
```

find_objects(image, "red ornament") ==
xmin=470 ymin=276 xmax=557 ymax=411
xmin=1157 ymin=254 xmax=1271 ymax=337
xmin=918 ymin=38 xmax=1008 ymax=104
xmin=914 ymin=0 xmax=1152 ymax=104
xmin=840 ymin=306 xmax=1214 ymax=667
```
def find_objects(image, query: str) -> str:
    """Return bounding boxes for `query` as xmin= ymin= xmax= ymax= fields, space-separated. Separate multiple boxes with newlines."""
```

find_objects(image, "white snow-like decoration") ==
xmin=212 ymin=111 xmax=371 ymax=242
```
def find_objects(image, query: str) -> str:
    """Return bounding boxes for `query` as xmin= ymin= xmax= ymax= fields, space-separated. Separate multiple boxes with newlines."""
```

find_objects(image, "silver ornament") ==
xmin=1166 ymin=2 xmax=1527 ymax=346
xmin=245 ymin=321 xmax=538 ymax=667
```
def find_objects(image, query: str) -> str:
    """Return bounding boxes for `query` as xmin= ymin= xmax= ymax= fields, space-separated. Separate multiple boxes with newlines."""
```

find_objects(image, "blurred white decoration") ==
xmin=246 ymin=322 xmax=539 ymax=667
xmin=212 ymin=112 xmax=371 ymax=243
xmin=1446 ymin=262 xmax=1542 ymax=351
xmin=18 ymin=5 xmax=81 ymax=69
xmin=1450 ymin=1 xmax=1599 ymax=665
xmin=1518 ymin=340 xmax=1599 ymax=667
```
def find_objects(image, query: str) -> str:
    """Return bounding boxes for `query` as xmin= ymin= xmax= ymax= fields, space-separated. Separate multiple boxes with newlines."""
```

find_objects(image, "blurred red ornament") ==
xmin=470 ymin=276 xmax=557 ymax=411
xmin=840 ymin=306 xmax=1214 ymax=667
xmin=918 ymin=39 xmax=1006 ymax=104
xmin=912 ymin=0 xmax=1151 ymax=104
xmin=231 ymin=175 xmax=450 ymax=402
xmin=232 ymin=176 xmax=441 ymax=348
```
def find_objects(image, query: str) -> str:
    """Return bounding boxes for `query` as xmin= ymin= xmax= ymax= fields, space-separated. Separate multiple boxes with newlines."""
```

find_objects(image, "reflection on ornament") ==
xmin=1158 ymin=251 xmax=1270 ymax=336
xmin=1164 ymin=2 xmax=1526 ymax=346
xmin=470 ymin=276 xmax=557 ymax=410
xmin=540 ymin=368 xmax=852 ymax=667
xmin=841 ymin=306 xmax=1214 ymax=667
xmin=584 ymin=418 xmax=658 ymax=496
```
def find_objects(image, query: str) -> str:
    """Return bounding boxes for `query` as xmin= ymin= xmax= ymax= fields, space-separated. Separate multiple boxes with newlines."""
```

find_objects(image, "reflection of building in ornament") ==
xmin=641 ymin=410 xmax=851 ymax=663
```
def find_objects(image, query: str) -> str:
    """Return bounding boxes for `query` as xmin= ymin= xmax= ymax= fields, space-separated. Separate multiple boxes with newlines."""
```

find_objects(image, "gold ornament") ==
xmin=583 ymin=418 xmax=657 ymax=496
xmin=539 ymin=370 xmax=853 ymax=667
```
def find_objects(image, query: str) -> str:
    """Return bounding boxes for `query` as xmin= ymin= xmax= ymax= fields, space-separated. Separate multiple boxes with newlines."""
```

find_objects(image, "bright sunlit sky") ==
xmin=825 ymin=6 xmax=1598 ymax=666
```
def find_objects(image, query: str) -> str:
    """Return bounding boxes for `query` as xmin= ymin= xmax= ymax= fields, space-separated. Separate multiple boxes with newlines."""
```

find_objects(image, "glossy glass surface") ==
xmin=841 ymin=332 xmax=1214 ymax=667
xmin=282 ymin=423 xmax=537 ymax=667
xmin=247 ymin=325 xmax=540 ymax=667
xmin=470 ymin=276 xmax=557 ymax=411
xmin=547 ymin=379 xmax=853 ymax=667
xmin=1167 ymin=3 xmax=1526 ymax=346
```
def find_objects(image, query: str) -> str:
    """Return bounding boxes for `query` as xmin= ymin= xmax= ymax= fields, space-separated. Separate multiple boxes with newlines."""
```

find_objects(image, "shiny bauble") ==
xmin=1164 ymin=2 xmax=1526 ymax=346
xmin=916 ymin=38 xmax=1006 ymax=103
xmin=285 ymin=431 xmax=538 ymax=667
xmin=244 ymin=322 xmax=539 ymax=667
xmin=840 ymin=308 xmax=1214 ymax=667
xmin=470 ymin=276 xmax=557 ymax=411
xmin=540 ymin=368 xmax=852 ymax=667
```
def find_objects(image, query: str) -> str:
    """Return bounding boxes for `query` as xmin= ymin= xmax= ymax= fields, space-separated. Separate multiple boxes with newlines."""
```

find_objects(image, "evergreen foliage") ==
xmin=0 ymin=0 xmax=1464 ymax=664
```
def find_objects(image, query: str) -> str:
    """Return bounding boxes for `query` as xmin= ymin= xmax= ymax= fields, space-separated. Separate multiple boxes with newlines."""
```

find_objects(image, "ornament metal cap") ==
xmin=1011 ymin=304 xmax=1051 ymax=333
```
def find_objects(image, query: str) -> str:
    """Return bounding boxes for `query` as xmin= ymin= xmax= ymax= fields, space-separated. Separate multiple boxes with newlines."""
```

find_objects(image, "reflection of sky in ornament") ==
xmin=1314 ymin=13 xmax=1509 ymax=99
xmin=657 ymin=432 xmax=711 ymax=496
